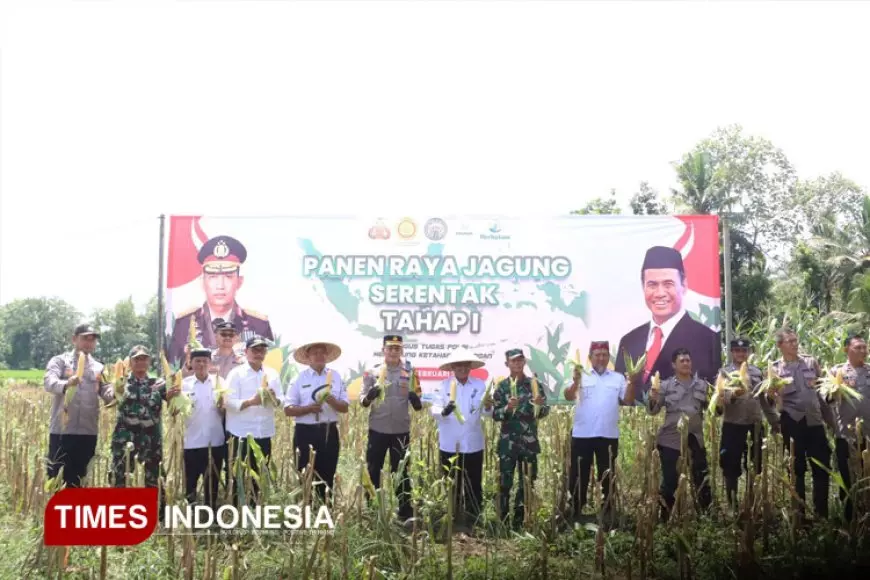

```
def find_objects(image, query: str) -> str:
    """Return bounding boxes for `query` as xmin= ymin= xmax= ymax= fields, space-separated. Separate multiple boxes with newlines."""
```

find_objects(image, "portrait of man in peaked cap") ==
xmin=613 ymin=245 xmax=721 ymax=392
xmin=167 ymin=235 xmax=273 ymax=366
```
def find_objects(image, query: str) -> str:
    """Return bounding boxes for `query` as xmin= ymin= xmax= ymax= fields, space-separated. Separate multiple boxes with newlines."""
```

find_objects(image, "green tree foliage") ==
xmin=572 ymin=189 xmax=622 ymax=215
xmin=0 ymin=298 xmax=82 ymax=369
xmin=629 ymin=182 xmax=668 ymax=215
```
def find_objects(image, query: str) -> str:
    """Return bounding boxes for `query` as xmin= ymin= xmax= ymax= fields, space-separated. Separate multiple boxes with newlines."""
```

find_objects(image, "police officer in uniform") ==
xmin=168 ymin=235 xmax=273 ymax=366
xmin=359 ymin=335 xmax=423 ymax=522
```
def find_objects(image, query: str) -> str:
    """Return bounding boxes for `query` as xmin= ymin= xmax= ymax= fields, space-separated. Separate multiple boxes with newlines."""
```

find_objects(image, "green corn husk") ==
xmin=818 ymin=366 xmax=864 ymax=405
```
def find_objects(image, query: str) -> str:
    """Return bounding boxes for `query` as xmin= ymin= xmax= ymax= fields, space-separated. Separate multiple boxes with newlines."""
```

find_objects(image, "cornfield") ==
xmin=1 ymin=308 xmax=870 ymax=579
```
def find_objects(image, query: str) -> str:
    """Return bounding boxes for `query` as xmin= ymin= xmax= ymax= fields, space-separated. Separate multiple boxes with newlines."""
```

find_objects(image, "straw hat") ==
xmin=438 ymin=348 xmax=486 ymax=372
xmin=293 ymin=341 xmax=342 ymax=365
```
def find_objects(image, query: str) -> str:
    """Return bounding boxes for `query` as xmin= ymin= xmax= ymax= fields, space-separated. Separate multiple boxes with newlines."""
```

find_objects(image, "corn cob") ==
xmin=531 ymin=373 xmax=541 ymax=417
xmin=160 ymin=351 xmax=173 ymax=381
xmin=572 ymin=349 xmax=585 ymax=374
xmin=650 ymin=371 xmax=661 ymax=394
xmin=62 ymin=352 xmax=87 ymax=427
xmin=409 ymin=368 xmax=421 ymax=397
xmin=188 ymin=317 xmax=204 ymax=349
xmin=316 ymin=370 xmax=333 ymax=404
xmin=448 ymin=379 xmax=465 ymax=424
xmin=213 ymin=373 xmax=230 ymax=406
xmin=623 ymin=349 xmax=648 ymax=379
xmin=481 ymin=376 xmax=500 ymax=407
xmin=755 ymin=363 xmax=792 ymax=400
xmin=510 ymin=376 xmax=518 ymax=400
xmin=818 ymin=366 xmax=864 ymax=405
xmin=258 ymin=373 xmax=281 ymax=408
xmin=373 ymin=364 xmax=388 ymax=404
xmin=113 ymin=359 xmax=128 ymax=399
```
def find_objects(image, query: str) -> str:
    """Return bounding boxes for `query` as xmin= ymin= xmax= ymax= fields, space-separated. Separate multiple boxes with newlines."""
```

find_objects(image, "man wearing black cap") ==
xmin=167 ymin=235 xmax=273 ymax=366
xmin=714 ymin=338 xmax=777 ymax=511
xmin=359 ymin=335 xmax=423 ymax=522
xmin=182 ymin=347 xmax=227 ymax=509
xmin=44 ymin=324 xmax=116 ymax=488
xmin=614 ymin=245 xmax=722 ymax=394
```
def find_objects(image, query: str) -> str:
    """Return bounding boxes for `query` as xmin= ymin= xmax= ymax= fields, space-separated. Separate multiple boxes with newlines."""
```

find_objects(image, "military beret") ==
xmin=129 ymin=345 xmax=152 ymax=359
xmin=505 ymin=348 xmax=525 ymax=360
xmin=641 ymin=246 xmax=684 ymax=274
xmin=198 ymin=235 xmax=247 ymax=274
xmin=383 ymin=335 xmax=403 ymax=346
xmin=190 ymin=347 xmax=212 ymax=359
xmin=246 ymin=336 xmax=269 ymax=349
xmin=74 ymin=323 xmax=100 ymax=338
xmin=730 ymin=338 xmax=751 ymax=349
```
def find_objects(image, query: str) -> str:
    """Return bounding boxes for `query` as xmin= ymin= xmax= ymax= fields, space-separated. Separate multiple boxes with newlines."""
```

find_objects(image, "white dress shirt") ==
xmin=181 ymin=374 xmax=226 ymax=450
xmin=285 ymin=366 xmax=349 ymax=425
xmin=646 ymin=307 xmax=686 ymax=350
xmin=225 ymin=363 xmax=283 ymax=439
xmin=572 ymin=368 xmax=627 ymax=439
xmin=429 ymin=376 xmax=491 ymax=454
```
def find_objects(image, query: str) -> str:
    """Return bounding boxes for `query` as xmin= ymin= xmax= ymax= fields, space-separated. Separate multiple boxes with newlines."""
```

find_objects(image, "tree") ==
xmin=0 ymin=298 xmax=82 ymax=369
xmin=92 ymin=297 xmax=154 ymax=363
xmin=572 ymin=189 xmax=622 ymax=215
xmin=630 ymin=182 xmax=667 ymax=215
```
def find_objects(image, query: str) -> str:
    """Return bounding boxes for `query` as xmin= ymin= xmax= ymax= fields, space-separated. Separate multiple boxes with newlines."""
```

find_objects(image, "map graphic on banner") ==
xmin=163 ymin=215 xmax=721 ymax=404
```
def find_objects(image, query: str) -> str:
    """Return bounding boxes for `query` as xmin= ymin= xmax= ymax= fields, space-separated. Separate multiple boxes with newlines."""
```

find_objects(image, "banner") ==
xmin=164 ymin=215 xmax=721 ymax=403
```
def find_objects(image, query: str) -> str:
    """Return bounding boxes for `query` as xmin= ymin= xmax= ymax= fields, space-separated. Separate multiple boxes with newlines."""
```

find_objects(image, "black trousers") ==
xmin=569 ymin=437 xmax=619 ymax=516
xmin=366 ymin=429 xmax=413 ymax=519
xmin=294 ymin=422 xmax=340 ymax=504
xmin=835 ymin=437 xmax=866 ymax=522
xmin=719 ymin=422 xmax=764 ymax=506
xmin=184 ymin=445 xmax=226 ymax=509
xmin=226 ymin=433 xmax=272 ymax=506
xmin=780 ymin=413 xmax=830 ymax=518
xmin=439 ymin=449 xmax=484 ymax=521
xmin=658 ymin=436 xmax=711 ymax=519
xmin=47 ymin=433 xmax=98 ymax=488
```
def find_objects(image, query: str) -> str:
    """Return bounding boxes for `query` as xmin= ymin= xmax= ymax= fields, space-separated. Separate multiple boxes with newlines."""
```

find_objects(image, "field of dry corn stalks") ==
xmin=1 ymin=364 xmax=869 ymax=580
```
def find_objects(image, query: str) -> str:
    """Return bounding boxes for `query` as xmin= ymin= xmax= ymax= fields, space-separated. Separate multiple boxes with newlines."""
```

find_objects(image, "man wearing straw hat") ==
xmin=360 ymin=334 xmax=424 ymax=523
xmin=564 ymin=340 xmax=636 ymax=522
xmin=431 ymin=347 xmax=492 ymax=527
xmin=284 ymin=340 xmax=349 ymax=506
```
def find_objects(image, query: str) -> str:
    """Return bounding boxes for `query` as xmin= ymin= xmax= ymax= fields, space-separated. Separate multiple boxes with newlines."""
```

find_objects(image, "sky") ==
xmin=1 ymin=1 xmax=869 ymax=317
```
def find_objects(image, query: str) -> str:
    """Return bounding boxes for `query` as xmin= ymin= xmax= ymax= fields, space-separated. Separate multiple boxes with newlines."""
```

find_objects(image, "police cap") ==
xmin=198 ymin=235 xmax=247 ymax=274
xmin=383 ymin=335 xmax=403 ymax=347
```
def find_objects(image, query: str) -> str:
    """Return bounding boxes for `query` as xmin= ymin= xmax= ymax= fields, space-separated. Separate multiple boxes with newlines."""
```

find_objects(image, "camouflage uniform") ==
xmin=492 ymin=375 xmax=550 ymax=523
xmin=111 ymin=374 xmax=169 ymax=488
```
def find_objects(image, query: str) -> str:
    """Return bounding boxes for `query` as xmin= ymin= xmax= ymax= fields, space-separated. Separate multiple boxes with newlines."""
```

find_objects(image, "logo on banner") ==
xmin=480 ymin=220 xmax=510 ymax=241
xmin=424 ymin=218 xmax=448 ymax=241
xmin=44 ymin=487 xmax=335 ymax=545
xmin=368 ymin=219 xmax=391 ymax=240
xmin=397 ymin=218 xmax=417 ymax=240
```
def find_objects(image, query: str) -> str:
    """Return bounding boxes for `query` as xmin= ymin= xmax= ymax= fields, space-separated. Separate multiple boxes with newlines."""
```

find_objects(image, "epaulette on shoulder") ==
xmin=244 ymin=308 xmax=268 ymax=320
xmin=176 ymin=306 xmax=199 ymax=319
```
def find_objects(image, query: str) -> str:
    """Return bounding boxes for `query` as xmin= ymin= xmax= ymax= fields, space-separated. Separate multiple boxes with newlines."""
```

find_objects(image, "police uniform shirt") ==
xmin=212 ymin=350 xmax=244 ymax=380
xmin=719 ymin=363 xmax=773 ymax=426
xmin=430 ymin=376 xmax=490 ymax=454
xmin=773 ymin=356 xmax=834 ymax=428
xmin=285 ymin=367 xmax=349 ymax=425
xmin=831 ymin=362 xmax=870 ymax=443
xmin=360 ymin=361 xmax=415 ymax=435
xmin=648 ymin=375 xmax=707 ymax=451
xmin=225 ymin=362 xmax=283 ymax=439
xmin=181 ymin=374 xmax=226 ymax=450
xmin=572 ymin=368 xmax=627 ymax=439
xmin=44 ymin=351 xmax=114 ymax=436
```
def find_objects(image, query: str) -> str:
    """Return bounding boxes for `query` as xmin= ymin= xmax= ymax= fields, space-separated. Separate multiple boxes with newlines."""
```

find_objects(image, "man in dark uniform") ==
xmin=168 ymin=235 xmax=273 ymax=366
xmin=614 ymin=245 xmax=722 ymax=396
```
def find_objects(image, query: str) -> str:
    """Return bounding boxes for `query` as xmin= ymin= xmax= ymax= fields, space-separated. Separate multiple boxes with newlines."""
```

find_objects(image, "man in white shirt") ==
xmin=430 ymin=349 xmax=491 ymax=526
xmin=564 ymin=340 xmax=637 ymax=521
xmin=224 ymin=336 xmax=283 ymax=506
xmin=284 ymin=340 xmax=349 ymax=506
xmin=182 ymin=348 xmax=227 ymax=509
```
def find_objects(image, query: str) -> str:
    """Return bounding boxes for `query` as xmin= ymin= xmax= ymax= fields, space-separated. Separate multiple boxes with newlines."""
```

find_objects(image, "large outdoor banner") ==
xmin=164 ymin=214 xmax=721 ymax=404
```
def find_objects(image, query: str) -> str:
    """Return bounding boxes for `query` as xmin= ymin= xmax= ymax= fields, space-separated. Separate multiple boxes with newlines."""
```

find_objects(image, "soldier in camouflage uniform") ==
xmin=111 ymin=345 xmax=181 ymax=494
xmin=492 ymin=348 xmax=550 ymax=527
xmin=830 ymin=334 xmax=870 ymax=522
xmin=715 ymin=338 xmax=779 ymax=511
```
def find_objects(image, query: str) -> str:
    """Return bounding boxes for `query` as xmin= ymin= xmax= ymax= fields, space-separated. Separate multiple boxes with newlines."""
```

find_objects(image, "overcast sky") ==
xmin=1 ymin=1 xmax=868 ymax=317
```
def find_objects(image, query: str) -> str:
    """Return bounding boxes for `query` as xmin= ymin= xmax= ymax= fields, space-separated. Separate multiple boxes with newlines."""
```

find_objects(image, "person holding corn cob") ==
xmin=647 ymin=348 xmax=712 ymax=521
xmin=564 ymin=340 xmax=636 ymax=522
xmin=111 ymin=345 xmax=182 ymax=501
xmin=359 ymin=335 xmax=423 ymax=523
xmin=284 ymin=340 xmax=349 ymax=506
xmin=224 ymin=336 xmax=284 ymax=506
xmin=771 ymin=328 xmax=835 ymax=520
xmin=181 ymin=347 xmax=227 ymax=510
xmin=431 ymin=348 xmax=491 ymax=527
xmin=829 ymin=334 xmax=870 ymax=522
xmin=44 ymin=324 xmax=116 ymax=488
xmin=715 ymin=338 xmax=779 ymax=512
xmin=492 ymin=348 xmax=550 ymax=528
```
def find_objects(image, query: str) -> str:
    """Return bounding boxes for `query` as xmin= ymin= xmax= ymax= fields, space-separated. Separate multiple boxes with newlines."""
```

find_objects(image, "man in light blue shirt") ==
xmin=564 ymin=341 xmax=637 ymax=521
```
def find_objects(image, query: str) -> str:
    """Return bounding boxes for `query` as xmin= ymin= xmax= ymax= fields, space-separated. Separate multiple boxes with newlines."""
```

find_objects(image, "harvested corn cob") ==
xmin=481 ymin=377 xmax=500 ymax=407
xmin=818 ymin=366 xmax=864 ymax=405
xmin=755 ymin=363 xmax=793 ymax=401
xmin=188 ymin=317 xmax=204 ymax=349
xmin=62 ymin=352 xmax=87 ymax=427
xmin=531 ymin=373 xmax=541 ymax=417
xmin=448 ymin=378 xmax=465 ymax=424
xmin=623 ymin=349 xmax=647 ymax=380
xmin=213 ymin=374 xmax=230 ymax=406
xmin=259 ymin=373 xmax=281 ymax=408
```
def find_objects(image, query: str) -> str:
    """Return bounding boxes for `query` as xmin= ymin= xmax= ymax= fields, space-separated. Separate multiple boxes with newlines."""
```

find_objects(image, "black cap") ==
xmin=74 ymin=323 xmax=100 ymax=338
xmin=128 ymin=345 xmax=152 ymax=359
xmin=505 ymin=348 xmax=525 ymax=360
xmin=246 ymin=336 xmax=269 ymax=349
xmin=383 ymin=335 xmax=403 ymax=346
xmin=190 ymin=347 xmax=212 ymax=359
xmin=198 ymin=235 xmax=247 ymax=274
xmin=214 ymin=320 xmax=238 ymax=334
xmin=730 ymin=337 xmax=751 ymax=349
xmin=641 ymin=246 xmax=684 ymax=274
